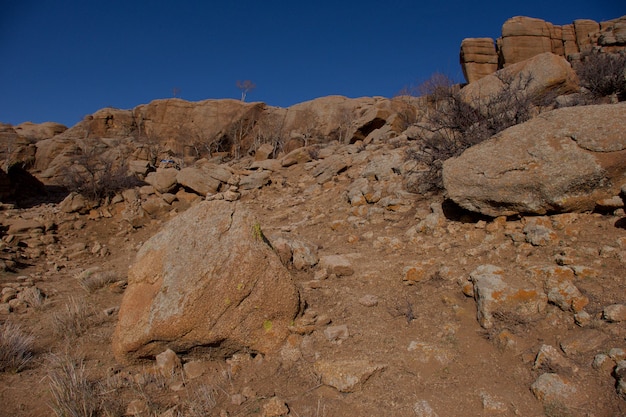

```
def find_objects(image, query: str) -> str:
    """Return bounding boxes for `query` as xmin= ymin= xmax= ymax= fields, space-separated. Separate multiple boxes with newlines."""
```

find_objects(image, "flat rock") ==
xmin=470 ymin=265 xmax=547 ymax=329
xmin=314 ymin=359 xmax=385 ymax=392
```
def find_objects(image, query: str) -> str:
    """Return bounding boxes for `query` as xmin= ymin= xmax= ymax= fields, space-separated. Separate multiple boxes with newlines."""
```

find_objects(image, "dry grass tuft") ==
xmin=0 ymin=321 xmax=34 ymax=373
xmin=47 ymin=353 xmax=99 ymax=417
xmin=181 ymin=384 xmax=219 ymax=416
xmin=77 ymin=268 xmax=119 ymax=293
xmin=20 ymin=286 xmax=46 ymax=310
xmin=52 ymin=297 xmax=95 ymax=339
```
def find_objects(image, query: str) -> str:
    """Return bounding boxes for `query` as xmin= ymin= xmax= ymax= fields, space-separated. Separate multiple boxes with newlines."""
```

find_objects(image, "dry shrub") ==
xmin=47 ymin=353 xmax=99 ymax=417
xmin=52 ymin=297 xmax=95 ymax=339
xmin=0 ymin=321 xmax=34 ymax=372
xmin=405 ymin=72 xmax=536 ymax=192
xmin=77 ymin=268 xmax=119 ymax=293
xmin=20 ymin=286 xmax=45 ymax=310
xmin=574 ymin=50 xmax=626 ymax=101
xmin=181 ymin=384 xmax=219 ymax=416
xmin=63 ymin=140 xmax=142 ymax=202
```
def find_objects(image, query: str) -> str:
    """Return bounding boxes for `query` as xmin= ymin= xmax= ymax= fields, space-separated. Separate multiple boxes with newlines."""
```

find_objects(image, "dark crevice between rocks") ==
xmin=350 ymin=117 xmax=386 ymax=143
xmin=441 ymin=199 xmax=493 ymax=223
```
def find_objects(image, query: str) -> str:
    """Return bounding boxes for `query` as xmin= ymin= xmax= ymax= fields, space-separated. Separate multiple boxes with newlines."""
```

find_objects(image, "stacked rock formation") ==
xmin=461 ymin=15 xmax=626 ymax=83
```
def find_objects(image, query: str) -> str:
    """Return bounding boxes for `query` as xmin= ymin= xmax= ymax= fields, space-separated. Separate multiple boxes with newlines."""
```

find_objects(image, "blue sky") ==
xmin=0 ymin=1 xmax=623 ymax=127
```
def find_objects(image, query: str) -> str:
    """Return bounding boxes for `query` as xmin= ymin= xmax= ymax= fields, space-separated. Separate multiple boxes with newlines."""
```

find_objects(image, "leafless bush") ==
xmin=574 ymin=50 xmax=626 ymax=101
xmin=47 ymin=353 xmax=99 ymax=417
xmin=405 ymin=72 xmax=536 ymax=192
xmin=252 ymin=113 xmax=286 ymax=158
xmin=0 ymin=321 xmax=34 ymax=372
xmin=52 ymin=297 xmax=95 ymax=339
xmin=63 ymin=140 xmax=142 ymax=201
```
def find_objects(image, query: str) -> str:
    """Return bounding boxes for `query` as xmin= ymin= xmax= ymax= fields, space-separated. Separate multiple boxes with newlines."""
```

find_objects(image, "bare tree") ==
xmin=236 ymin=80 xmax=256 ymax=102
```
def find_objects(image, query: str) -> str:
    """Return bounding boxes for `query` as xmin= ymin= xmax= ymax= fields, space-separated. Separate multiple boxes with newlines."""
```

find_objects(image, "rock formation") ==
xmin=461 ymin=14 xmax=626 ymax=83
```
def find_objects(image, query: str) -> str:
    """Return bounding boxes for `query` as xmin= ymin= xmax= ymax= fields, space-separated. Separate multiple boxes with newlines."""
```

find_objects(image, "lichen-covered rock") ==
xmin=113 ymin=200 xmax=300 ymax=363
xmin=470 ymin=265 xmax=547 ymax=329
xmin=443 ymin=103 xmax=626 ymax=217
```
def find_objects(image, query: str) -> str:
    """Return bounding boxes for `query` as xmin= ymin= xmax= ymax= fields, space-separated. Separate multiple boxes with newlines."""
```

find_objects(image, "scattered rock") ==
xmin=323 ymin=324 xmax=349 ymax=342
xmin=413 ymin=400 xmax=439 ymax=417
xmin=530 ymin=373 xmax=579 ymax=408
xmin=155 ymin=349 xmax=181 ymax=377
xmin=603 ymin=304 xmax=626 ymax=322
xmin=470 ymin=265 xmax=547 ymax=329
xmin=318 ymin=255 xmax=354 ymax=277
xmin=262 ymin=397 xmax=289 ymax=417
xmin=314 ymin=359 xmax=385 ymax=392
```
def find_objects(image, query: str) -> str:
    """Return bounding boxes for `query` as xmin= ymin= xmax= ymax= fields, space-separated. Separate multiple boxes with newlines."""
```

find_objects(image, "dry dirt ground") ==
xmin=1 ymin=152 xmax=626 ymax=417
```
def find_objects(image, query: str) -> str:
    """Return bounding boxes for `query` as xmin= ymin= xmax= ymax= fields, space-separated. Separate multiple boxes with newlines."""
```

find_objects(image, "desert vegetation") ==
xmin=574 ymin=50 xmax=626 ymax=102
xmin=403 ymin=71 xmax=538 ymax=193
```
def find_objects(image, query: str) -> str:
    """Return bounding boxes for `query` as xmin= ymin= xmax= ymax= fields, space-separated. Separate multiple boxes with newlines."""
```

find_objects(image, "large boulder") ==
xmin=112 ymin=200 xmax=300 ymax=363
xmin=460 ymin=38 xmax=499 ymax=83
xmin=443 ymin=102 xmax=626 ymax=217
xmin=460 ymin=52 xmax=579 ymax=105
xmin=499 ymin=16 xmax=556 ymax=66
xmin=14 ymin=121 xmax=67 ymax=141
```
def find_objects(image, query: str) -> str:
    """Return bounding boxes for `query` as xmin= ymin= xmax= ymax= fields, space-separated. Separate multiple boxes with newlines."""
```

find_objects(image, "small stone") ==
xmin=603 ymin=304 xmax=626 ymax=322
xmin=358 ymin=294 xmax=379 ymax=307
xmin=609 ymin=348 xmax=626 ymax=362
xmin=262 ymin=397 xmax=288 ymax=417
xmin=560 ymin=330 xmax=608 ymax=356
xmin=314 ymin=359 xmax=385 ymax=393
xmin=612 ymin=359 xmax=626 ymax=395
xmin=523 ymin=218 xmax=558 ymax=246
xmin=231 ymin=393 xmax=246 ymax=406
xmin=480 ymin=392 xmax=508 ymax=413
xmin=323 ymin=324 xmax=349 ymax=342
xmin=573 ymin=310 xmax=591 ymax=327
xmin=592 ymin=353 xmax=613 ymax=372
xmin=413 ymin=400 xmax=439 ymax=417
xmin=1 ymin=288 xmax=17 ymax=303
xmin=155 ymin=349 xmax=181 ymax=377
xmin=533 ymin=345 xmax=578 ymax=373
xmin=183 ymin=360 xmax=209 ymax=379
xmin=530 ymin=373 xmax=577 ymax=404
xmin=318 ymin=255 xmax=354 ymax=277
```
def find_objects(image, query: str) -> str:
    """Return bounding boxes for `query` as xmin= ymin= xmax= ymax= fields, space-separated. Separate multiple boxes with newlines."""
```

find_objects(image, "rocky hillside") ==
xmin=0 ymin=14 xmax=625 ymax=417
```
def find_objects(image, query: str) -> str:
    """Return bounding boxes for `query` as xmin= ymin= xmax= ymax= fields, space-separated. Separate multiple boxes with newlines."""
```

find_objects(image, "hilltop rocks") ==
xmin=112 ymin=200 xmax=300 ymax=363
xmin=443 ymin=102 xmax=626 ymax=217
xmin=460 ymin=14 xmax=626 ymax=83
xmin=460 ymin=38 xmax=498 ymax=83
xmin=460 ymin=52 xmax=578 ymax=105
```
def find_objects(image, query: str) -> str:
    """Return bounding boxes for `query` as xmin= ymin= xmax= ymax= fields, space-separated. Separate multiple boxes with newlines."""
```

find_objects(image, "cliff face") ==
xmin=461 ymin=15 xmax=626 ymax=83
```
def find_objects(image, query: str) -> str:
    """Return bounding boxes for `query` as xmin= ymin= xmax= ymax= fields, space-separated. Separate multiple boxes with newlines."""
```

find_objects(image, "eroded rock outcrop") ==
xmin=443 ymin=102 xmax=626 ymax=217
xmin=461 ymin=15 xmax=626 ymax=83
xmin=112 ymin=200 xmax=300 ymax=363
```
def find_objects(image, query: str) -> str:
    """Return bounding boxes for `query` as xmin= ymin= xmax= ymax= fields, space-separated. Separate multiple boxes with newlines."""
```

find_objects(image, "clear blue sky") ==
xmin=1 ymin=0 xmax=623 ymax=127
